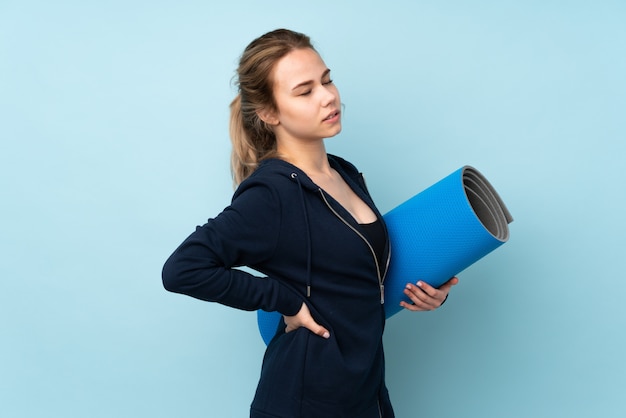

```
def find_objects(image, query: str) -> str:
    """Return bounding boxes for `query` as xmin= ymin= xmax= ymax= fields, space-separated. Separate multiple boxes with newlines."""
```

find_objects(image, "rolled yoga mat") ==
xmin=257 ymin=165 xmax=513 ymax=345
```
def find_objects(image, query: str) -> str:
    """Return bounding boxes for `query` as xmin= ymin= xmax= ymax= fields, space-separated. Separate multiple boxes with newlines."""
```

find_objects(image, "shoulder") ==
xmin=328 ymin=154 xmax=360 ymax=176
xmin=233 ymin=155 xmax=365 ymax=200
xmin=328 ymin=154 xmax=369 ymax=192
xmin=232 ymin=158 xmax=300 ymax=201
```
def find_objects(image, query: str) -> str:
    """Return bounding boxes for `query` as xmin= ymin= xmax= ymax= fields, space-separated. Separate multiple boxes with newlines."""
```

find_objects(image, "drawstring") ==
xmin=291 ymin=173 xmax=312 ymax=298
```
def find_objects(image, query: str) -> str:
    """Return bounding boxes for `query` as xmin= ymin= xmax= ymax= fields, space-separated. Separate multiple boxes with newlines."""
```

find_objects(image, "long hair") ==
xmin=229 ymin=29 xmax=315 ymax=186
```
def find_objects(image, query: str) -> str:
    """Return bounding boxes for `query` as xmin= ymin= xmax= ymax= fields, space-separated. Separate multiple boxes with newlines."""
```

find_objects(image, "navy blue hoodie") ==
xmin=162 ymin=155 xmax=394 ymax=417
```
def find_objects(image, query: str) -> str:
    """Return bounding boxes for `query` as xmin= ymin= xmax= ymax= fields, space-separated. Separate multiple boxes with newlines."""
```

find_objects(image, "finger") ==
xmin=402 ymin=286 xmax=439 ymax=311
xmin=399 ymin=300 xmax=422 ymax=312
xmin=305 ymin=319 xmax=330 ymax=339
xmin=415 ymin=280 xmax=439 ymax=297
xmin=299 ymin=304 xmax=330 ymax=339
xmin=284 ymin=314 xmax=330 ymax=338
xmin=438 ymin=276 xmax=460 ymax=292
xmin=406 ymin=282 xmax=440 ymax=306
xmin=400 ymin=297 xmax=437 ymax=311
xmin=315 ymin=326 xmax=331 ymax=339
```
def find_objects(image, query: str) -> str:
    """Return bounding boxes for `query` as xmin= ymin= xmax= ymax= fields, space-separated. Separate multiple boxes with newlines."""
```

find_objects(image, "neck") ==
xmin=277 ymin=138 xmax=332 ymax=176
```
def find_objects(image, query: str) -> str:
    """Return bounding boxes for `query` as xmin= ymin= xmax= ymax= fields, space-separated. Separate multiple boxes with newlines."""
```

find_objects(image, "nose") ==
xmin=321 ymin=84 xmax=338 ymax=107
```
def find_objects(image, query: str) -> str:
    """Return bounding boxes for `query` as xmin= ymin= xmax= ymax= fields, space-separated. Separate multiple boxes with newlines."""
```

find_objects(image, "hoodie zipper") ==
xmin=318 ymin=189 xmax=388 ymax=304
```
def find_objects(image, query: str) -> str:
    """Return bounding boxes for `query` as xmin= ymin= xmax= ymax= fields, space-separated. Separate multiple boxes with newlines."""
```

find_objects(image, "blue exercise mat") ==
xmin=257 ymin=166 xmax=513 ymax=345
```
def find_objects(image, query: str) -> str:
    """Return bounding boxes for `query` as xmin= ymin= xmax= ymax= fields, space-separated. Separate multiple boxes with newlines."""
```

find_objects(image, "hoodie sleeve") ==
xmin=161 ymin=180 xmax=303 ymax=316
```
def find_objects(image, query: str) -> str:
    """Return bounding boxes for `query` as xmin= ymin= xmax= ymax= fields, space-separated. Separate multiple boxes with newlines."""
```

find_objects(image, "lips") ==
xmin=323 ymin=110 xmax=340 ymax=121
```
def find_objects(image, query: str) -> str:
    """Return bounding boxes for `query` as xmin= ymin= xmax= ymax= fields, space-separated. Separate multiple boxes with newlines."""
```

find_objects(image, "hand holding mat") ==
xmin=257 ymin=165 xmax=513 ymax=345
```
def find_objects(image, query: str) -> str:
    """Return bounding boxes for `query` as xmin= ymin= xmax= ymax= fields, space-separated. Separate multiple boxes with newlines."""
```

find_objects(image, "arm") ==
xmin=162 ymin=181 xmax=302 ymax=316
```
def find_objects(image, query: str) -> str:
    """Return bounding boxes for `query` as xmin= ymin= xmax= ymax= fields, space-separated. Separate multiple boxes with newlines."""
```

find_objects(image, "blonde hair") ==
xmin=230 ymin=29 xmax=315 ymax=186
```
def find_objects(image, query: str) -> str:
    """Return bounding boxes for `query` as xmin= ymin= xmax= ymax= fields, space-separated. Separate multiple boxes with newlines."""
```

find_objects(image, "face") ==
xmin=264 ymin=48 xmax=342 ymax=145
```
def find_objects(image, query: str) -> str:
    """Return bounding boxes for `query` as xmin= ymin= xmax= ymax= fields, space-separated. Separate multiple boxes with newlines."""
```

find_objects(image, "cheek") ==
xmin=280 ymin=102 xmax=311 ymax=124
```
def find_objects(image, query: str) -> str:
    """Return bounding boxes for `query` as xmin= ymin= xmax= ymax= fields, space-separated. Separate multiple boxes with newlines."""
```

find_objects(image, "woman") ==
xmin=162 ymin=28 xmax=458 ymax=418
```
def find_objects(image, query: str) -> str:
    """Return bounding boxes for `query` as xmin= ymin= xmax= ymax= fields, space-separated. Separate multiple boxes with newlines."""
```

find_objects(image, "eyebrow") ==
xmin=291 ymin=68 xmax=331 ymax=91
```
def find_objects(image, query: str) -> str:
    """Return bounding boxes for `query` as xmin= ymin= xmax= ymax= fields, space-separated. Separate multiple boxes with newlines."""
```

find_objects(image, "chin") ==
xmin=327 ymin=125 xmax=342 ymax=138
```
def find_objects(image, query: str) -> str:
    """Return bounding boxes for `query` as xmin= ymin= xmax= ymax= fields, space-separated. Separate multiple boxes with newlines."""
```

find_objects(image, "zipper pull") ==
xmin=380 ymin=284 xmax=385 ymax=304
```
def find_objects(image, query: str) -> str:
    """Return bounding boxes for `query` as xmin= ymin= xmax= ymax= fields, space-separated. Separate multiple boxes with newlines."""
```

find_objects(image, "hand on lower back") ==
xmin=284 ymin=302 xmax=330 ymax=339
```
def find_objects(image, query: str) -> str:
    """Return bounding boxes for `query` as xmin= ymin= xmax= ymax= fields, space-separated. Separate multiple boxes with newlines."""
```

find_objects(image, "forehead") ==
xmin=272 ymin=48 xmax=328 ymax=89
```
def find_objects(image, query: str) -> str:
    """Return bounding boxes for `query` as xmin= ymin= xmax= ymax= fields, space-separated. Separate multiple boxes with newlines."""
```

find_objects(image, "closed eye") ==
xmin=298 ymin=79 xmax=333 ymax=96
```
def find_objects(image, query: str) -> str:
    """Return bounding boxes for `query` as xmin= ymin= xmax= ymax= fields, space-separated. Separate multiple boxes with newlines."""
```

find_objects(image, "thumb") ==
xmin=439 ymin=276 xmax=459 ymax=291
xmin=298 ymin=302 xmax=330 ymax=339
xmin=305 ymin=317 xmax=330 ymax=339
xmin=312 ymin=323 xmax=330 ymax=339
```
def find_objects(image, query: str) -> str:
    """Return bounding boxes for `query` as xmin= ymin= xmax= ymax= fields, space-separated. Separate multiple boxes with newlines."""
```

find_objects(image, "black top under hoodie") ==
xmin=162 ymin=155 xmax=394 ymax=418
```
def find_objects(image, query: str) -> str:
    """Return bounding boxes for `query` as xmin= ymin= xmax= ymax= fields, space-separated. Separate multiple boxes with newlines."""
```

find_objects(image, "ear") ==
xmin=257 ymin=108 xmax=279 ymax=126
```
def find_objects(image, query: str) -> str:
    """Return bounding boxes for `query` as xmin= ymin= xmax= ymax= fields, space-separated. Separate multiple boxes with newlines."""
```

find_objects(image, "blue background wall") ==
xmin=2 ymin=1 xmax=625 ymax=417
